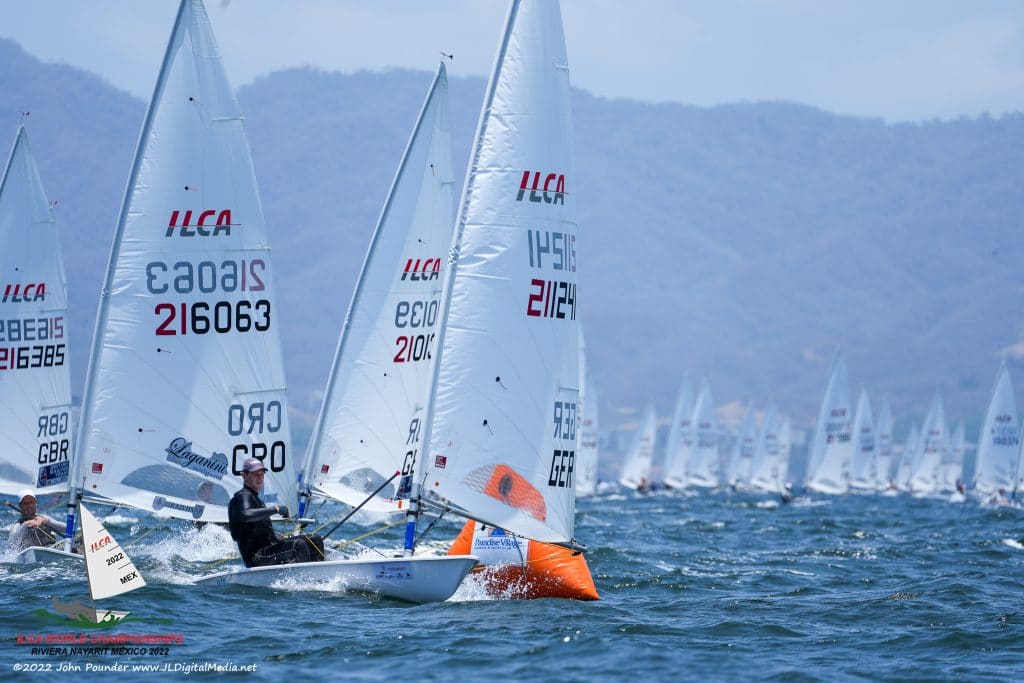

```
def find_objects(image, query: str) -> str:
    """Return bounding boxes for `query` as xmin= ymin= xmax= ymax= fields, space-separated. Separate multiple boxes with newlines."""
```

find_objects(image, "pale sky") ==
xmin=3 ymin=0 xmax=1024 ymax=122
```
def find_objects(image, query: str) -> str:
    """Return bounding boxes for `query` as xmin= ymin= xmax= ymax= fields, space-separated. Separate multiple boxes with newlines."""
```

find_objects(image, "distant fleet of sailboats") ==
xmin=608 ymin=350 xmax=1024 ymax=508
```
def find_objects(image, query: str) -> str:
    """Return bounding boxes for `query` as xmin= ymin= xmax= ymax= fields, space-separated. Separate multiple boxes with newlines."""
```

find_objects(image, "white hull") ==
xmin=17 ymin=546 xmax=83 ymax=564
xmin=194 ymin=554 xmax=478 ymax=603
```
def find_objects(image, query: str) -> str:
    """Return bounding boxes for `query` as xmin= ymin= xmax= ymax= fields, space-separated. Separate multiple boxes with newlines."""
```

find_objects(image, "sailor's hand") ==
xmin=24 ymin=516 xmax=43 ymax=528
xmin=275 ymin=505 xmax=290 ymax=519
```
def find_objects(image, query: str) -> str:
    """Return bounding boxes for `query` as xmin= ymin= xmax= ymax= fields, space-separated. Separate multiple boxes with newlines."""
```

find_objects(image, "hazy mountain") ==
xmin=3 ymin=37 xmax=1022 ymax=442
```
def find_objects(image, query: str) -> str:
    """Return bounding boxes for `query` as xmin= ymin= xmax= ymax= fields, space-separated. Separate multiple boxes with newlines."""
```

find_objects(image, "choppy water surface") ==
xmin=3 ymin=491 xmax=1023 ymax=681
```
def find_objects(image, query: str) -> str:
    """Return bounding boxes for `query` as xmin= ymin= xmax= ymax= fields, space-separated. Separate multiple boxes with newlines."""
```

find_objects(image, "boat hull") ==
xmin=194 ymin=555 xmax=478 ymax=603
xmin=16 ymin=546 xmax=83 ymax=564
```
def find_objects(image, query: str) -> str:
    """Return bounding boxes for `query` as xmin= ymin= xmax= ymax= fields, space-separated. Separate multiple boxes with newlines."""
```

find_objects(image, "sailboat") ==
xmin=618 ymin=404 xmax=657 ymax=490
xmin=893 ymin=422 xmax=919 ymax=493
xmin=686 ymin=379 xmax=719 ymax=488
xmin=972 ymin=363 xmax=1020 ymax=500
xmin=576 ymin=331 xmax=599 ymax=498
xmin=0 ymin=125 xmax=81 ymax=564
xmin=804 ymin=350 xmax=854 ymax=495
xmin=939 ymin=421 xmax=965 ymax=498
xmin=848 ymin=388 xmax=877 ymax=492
xmin=661 ymin=374 xmax=694 ymax=489
xmin=747 ymin=405 xmax=781 ymax=494
xmin=725 ymin=406 xmax=757 ymax=490
xmin=909 ymin=394 xmax=945 ymax=497
xmin=871 ymin=397 xmax=894 ymax=491
xmin=65 ymin=0 xmax=473 ymax=603
xmin=52 ymin=503 xmax=145 ymax=624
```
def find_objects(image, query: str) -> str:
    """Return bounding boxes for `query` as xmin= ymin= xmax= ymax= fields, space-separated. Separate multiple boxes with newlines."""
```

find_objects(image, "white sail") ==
xmin=747 ymin=405 xmax=781 ymax=493
xmin=618 ymin=404 xmax=656 ymax=489
xmin=0 ymin=126 xmax=72 ymax=497
xmin=775 ymin=415 xmax=792 ymax=491
xmin=418 ymin=0 xmax=579 ymax=543
xmin=937 ymin=420 xmax=964 ymax=494
xmin=805 ymin=350 xmax=853 ymax=494
xmin=576 ymin=332 xmax=599 ymax=498
xmin=687 ymin=380 xmax=719 ymax=488
xmin=894 ymin=422 xmax=918 ymax=491
xmin=80 ymin=503 xmax=145 ymax=601
xmin=848 ymin=388 xmax=876 ymax=491
xmin=662 ymin=374 xmax=694 ymax=488
xmin=972 ymin=363 xmax=1020 ymax=497
xmin=300 ymin=64 xmax=456 ymax=513
xmin=909 ymin=394 xmax=945 ymax=496
xmin=72 ymin=0 xmax=293 ymax=523
xmin=872 ymin=397 xmax=893 ymax=490
xmin=726 ymin=407 xmax=757 ymax=488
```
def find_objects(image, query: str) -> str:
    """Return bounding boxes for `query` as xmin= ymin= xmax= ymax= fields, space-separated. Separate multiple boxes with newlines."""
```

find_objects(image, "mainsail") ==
xmin=0 ymin=126 xmax=72 ymax=497
xmin=805 ymin=350 xmax=853 ymax=494
xmin=415 ymin=0 xmax=580 ymax=544
xmin=300 ymin=63 xmax=456 ymax=514
xmin=972 ymin=363 xmax=1020 ymax=497
xmin=71 ymin=0 xmax=293 ymax=524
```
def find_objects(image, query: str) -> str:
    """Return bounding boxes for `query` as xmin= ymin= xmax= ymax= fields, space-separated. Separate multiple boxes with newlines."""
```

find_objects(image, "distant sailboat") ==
xmin=805 ymin=350 xmax=854 ymax=495
xmin=871 ymin=397 xmax=894 ymax=491
xmin=939 ymin=421 xmax=965 ymax=497
xmin=972 ymin=363 xmax=1020 ymax=499
xmin=662 ymin=374 xmax=694 ymax=489
xmin=726 ymin=406 xmax=757 ymax=489
xmin=576 ymin=332 xmax=599 ymax=498
xmin=893 ymin=422 xmax=919 ymax=492
xmin=909 ymin=395 xmax=945 ymax=497
xmin=748 ymin=405 xmax=783 ymax=494
xmin=619 ymin=404 xmax=657 ymax=490
xmin=848 ymin=388 xmax=877 ymax=492
xmin=0 ymin=125 xmax=81 ymax=564
xmin=686 ymin=380 xmax=719 ymax=488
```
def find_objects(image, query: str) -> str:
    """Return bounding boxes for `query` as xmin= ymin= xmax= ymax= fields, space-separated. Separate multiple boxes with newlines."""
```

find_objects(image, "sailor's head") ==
xmin=240 ymin=457 xmax=267 ymax=488
xmin=17 ymin=489 xmax=37 ymax=514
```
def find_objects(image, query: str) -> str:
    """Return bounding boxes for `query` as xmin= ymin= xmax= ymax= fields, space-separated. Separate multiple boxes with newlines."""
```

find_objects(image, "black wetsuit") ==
xmin=227 ymin=486 xmax=324 ymax=567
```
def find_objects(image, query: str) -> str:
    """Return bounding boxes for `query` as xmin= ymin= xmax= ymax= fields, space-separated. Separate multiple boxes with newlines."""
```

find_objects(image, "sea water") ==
xmin=2 ymin=491 xmax=1022 ymax=681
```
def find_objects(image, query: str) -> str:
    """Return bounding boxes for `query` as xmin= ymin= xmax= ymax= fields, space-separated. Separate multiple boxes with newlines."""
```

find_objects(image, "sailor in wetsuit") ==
xmin=227 ymin=458 xmax=325 ymax=567
xmin=8 ymin=489 xmax=64 ymax=553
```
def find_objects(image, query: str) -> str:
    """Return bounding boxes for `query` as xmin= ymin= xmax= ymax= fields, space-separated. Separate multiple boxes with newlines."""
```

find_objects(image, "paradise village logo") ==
xmin=164 ymin=437 xmax=228 ymax=480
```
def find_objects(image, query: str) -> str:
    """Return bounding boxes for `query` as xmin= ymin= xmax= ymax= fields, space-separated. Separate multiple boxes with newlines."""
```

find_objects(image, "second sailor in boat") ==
xmin=7 ymin=489 xmax=66 ymax=553
xmin=228 ymin=459 xmax=326 ymax=567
